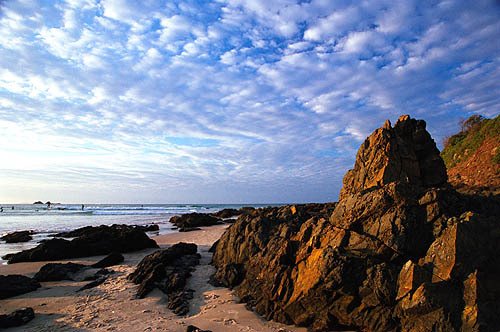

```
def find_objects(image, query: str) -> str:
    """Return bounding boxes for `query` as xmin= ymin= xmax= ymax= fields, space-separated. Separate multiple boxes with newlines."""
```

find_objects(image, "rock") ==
xmin=178 ymin=227 xmax=202 ymax=232
xmin=91 ymin=252 xmax=124 ymax=268
xmin=0 ymin=275 xmax=41 ymax=299
xmin=0 ymin=308 xmax=35 ymax=328
xmin=339 ymin=115 xmax=447 ymax=200
xmin=34 ymin=262 xmax=87 ymax=281
xmin=186 ymin=325 xmax=212 ymax=332
xmin=1 ymin=231 xmax=33 ymax=243
xmin=4 ymin=224 xmax=158 ymax=263
xmin=129 ymin=242 xmax=200 ymax=315
xmin=169 ymin=213 xmax=221 ymax=231
xmin=212 ymin=208 xmax=240 ymax=219
xmin=33 ymin=201 xmax=43 ymax=204
xmin=134 ymin=224 xmax=160 ymax=232
xmin=77 ymin=276 xmax=107 ymax=292
xmin=211 ymin=115 xmax=500 ymax=331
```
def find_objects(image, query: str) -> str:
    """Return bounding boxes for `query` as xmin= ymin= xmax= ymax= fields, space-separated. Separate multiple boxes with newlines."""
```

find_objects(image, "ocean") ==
xmin=0 ymin=203 xmax=271 ymax=264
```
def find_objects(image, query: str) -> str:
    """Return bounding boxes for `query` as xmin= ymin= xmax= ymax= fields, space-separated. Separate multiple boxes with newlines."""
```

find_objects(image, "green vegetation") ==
xmin=441 ymin=114 xmax=500 ymax=168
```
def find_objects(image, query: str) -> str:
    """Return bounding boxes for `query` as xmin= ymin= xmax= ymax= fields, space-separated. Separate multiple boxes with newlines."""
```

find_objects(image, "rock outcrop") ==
xmin=169 ymin=213 xmax=221 ymax=231
xmin=4 ymin=225 xmax=158 ymax=263
xmin=34 ymin=263 xmax=87 ymax=282
xmin=0 ymin=275 xmax=41 ymax=299
xmin=91 ymin=252 xmax=124 ymax=268
xmin=129 ymin=242 xmax=201 ymax=315
xmin=1 ymin=231 xmax=33 ymax=243
xmin=211 ymin=115 xmax=500 ymax=331
xmin=0 ymin=308 xmax=35 ymax=328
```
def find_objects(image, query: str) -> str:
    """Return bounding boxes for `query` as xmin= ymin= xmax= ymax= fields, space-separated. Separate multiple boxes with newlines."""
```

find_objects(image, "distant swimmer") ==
xmin=11 ymin=206 xmax=14 ymax=210
xmin=81 ymin=204 xmax=84 ymax=211
xmin=47 ymin=201 xmax=51 ymax=209
xmin=0 ymin=207 xmax=3 ymax=213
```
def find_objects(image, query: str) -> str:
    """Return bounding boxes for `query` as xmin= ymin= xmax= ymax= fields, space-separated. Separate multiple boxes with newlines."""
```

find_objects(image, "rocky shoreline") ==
xmin=0 ymin=115 xmax=498 ymax=331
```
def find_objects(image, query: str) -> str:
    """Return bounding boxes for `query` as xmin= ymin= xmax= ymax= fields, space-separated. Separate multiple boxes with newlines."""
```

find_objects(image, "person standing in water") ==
xmin=81 ymin=204 xmax=84 ymax=211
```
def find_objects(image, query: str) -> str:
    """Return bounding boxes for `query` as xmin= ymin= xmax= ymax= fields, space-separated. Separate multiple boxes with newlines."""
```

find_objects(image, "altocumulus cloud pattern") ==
xmin=0 ymin=0 xmax=498 ymax=203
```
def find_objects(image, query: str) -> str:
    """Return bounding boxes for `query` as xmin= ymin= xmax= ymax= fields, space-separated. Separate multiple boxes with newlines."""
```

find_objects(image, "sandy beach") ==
xmin=0 ymin=224 xmax=306 ymax=332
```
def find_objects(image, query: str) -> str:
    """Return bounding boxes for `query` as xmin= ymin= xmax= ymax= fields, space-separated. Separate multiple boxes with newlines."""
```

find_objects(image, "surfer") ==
xmin=81 ymin=204 xmax=84 ymax=211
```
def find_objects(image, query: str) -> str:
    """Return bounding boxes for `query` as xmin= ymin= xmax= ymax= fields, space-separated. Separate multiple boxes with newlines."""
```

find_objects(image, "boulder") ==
xmin=34 ymin=263 xmax=87 ymax=282
xmin=91 ymin=252 xmax=124 ymax=268
xmin=212 ymin=208 xmax=240 ymax=219
xmin=211 ymin=115 xmax=500 ymax=331
xmin=0 ymin=308 xmax=35 ymax=328
xmin=134 ymin=224 xmax=160 ymax=232
xmin=169 ymin=213 xmax=221 ymax=231
xmin=4 ymin=225 xmax=158 ymax=263
xmin=129 ymin=242 xmax=200 ymax=315
xmin=1 ymin=231 xmax=33 ymax=243
xmin=0 ymin=275 xmax=41 ymax=299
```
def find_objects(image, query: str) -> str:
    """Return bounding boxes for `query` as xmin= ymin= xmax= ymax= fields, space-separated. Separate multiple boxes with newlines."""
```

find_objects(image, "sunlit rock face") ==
xmin=211 ymin=115 xmax=500 ymax=332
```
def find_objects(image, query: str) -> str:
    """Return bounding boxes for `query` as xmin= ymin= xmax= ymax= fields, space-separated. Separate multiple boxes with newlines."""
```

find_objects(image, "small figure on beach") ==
xmin=81 ymin=204 xmax=84 ymax=211
xmin=0 ymin=207 xmax=3 ymax=213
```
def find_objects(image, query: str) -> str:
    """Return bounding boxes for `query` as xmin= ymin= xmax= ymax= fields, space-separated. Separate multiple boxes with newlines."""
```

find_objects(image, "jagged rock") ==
xmin=0 ymin=275 xmax=41 ymax=299
xmin=1 ymin=231 xmax=33 ymax=243
xmin=211 ymin=115 xmax=500 ymax=331
xmin=4 ymin=225 xmax=158 ymax=263
xmin=0 ymin=307 xmax=35 ymax=328
xmin=129 ymin=242 xmax=200 ymax=315
xmin=212 ymin=208 xmax=240 ymax=219
xmin=34 ymin=263 xmax=87 ymax=281
xmin=91 ymin=252 xmax=124 ymax=268
xmin=339 ymin=115 xmax=447 ymax=200
xmin=169 ymin=213 xmax=221 ymax=231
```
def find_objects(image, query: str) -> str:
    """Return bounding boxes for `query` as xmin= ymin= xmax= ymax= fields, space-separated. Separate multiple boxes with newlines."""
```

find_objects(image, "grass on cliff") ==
xmin=441 ymin=114 xmax=500 ymax=168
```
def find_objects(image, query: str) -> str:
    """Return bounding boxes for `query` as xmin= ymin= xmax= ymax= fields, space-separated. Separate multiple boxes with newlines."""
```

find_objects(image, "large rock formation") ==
xmin=129 ymin=242 xmax=201 ymax=316
xmin=3 ymin=225 xmax=158 ymax=264
xmin=211 ymin=115 xmax=500 ymax=331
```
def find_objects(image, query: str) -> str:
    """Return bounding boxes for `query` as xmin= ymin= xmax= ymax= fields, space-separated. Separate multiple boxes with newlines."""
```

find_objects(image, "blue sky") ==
xmin=0 ymin=0 xmax=498 ymax=204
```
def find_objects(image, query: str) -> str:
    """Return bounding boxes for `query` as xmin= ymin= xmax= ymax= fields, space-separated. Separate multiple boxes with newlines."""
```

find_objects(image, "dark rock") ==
xmin=134 ymin=224 xmax=160 ymax=232
xmin=212 ymin=208 xmax=240 ymax=219
xmin=208 ymin=240 xmax=219 ymax=253
xmin=129 ymin=242 xmax=200 ymax=316
xmin=178 ymin=227 xmax=202 ymax=232
xmin=1 ymin=231 xmax=33 ymax=243
xmin=91 ymin=252 xmax=124 ymax=268
xmin=0 ymin=275 xmax=41 ymax=299
xmin=4 ymin=224 xmax=158 ymax=263
xmin=169 ymin=213 xmax=221 ymax=231
xmin=186 ymin=325 xmax=212 ymax=332
xmin=34 ymin=262 xmax=87 ymax=281
xmin=77 ymin=276 xmax=107 ymax=292
xmin=211 ymin=115 xmax=500 ymax=331
xmin=0 ymin=307 xmax=35 ymax=328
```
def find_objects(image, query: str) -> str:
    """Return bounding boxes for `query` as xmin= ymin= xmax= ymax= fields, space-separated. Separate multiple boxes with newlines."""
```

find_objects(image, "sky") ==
xmin=0 ymin=0 xmax=499 ymax=204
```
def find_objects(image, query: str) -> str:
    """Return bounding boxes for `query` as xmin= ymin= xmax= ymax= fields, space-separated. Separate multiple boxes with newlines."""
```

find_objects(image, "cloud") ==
xmin=0 ymin=0 xmax=498 ymax=203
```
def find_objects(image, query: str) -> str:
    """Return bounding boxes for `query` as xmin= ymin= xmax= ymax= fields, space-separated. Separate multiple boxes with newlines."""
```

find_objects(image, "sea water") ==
xmin=0 ymin=203 xmax=269 ymax=264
